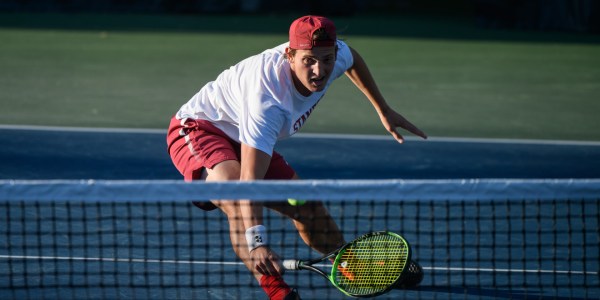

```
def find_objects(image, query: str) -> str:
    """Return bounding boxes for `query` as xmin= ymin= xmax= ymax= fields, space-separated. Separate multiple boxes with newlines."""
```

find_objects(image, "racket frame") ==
xmin=283 ymin=231 xmax=411 ymax=298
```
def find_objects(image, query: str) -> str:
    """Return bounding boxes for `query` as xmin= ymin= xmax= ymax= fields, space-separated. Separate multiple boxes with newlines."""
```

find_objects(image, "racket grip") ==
xmin=283 ymin=259 xmax=300 ymax=270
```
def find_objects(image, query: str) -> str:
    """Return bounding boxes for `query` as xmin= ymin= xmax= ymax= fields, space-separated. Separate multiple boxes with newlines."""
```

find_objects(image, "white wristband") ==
xmin=245 ymin=225 xmax=268 ymax=252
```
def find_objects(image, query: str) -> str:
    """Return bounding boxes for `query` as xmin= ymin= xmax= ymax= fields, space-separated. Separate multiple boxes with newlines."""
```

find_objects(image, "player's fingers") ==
xmin=389 ymin=128 xmax=404 ymax=144
xmin=257 ymin=262 xmax=275 ymax=276
xmin=252 ymin=258 xmax=263 ymax=274
xmin=258 ymin=263 xmax=275 ymax=276
xmin=256 ymin=264 xmax=266 ymax=275
xmin=265 ymin=256 xmax=283 ymax=276
xmin=267 ymin=249 xmax=283 ymax=275
xmin=410 ymin=126 xmax=428 ymax=140
xmin=402 ymin=121 xmax=427 ymax=140
xmin=272 ymin=257 xmax=284 ymax=275
xmin=253 ymin=258 xmax=276 ymax=276
xmin=251 ymin=255 xmax=268 ymax=275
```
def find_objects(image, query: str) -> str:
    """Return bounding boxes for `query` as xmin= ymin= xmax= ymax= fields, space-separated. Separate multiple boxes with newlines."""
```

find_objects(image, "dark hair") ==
xmin=312 ymin=28 xmax=333 ymax=42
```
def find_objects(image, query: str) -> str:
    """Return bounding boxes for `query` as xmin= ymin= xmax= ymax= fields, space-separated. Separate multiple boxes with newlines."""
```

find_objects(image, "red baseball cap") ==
xmin=289 ymin=15 xmax=337 ymax=50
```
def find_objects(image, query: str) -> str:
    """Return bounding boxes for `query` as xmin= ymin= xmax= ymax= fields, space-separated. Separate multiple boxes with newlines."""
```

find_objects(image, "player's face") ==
xmin=287 ymin=46 xmax=337 ymax=96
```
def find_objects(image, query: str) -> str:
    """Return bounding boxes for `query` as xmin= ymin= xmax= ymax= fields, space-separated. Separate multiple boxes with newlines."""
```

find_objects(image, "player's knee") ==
xmin=211 ymin=200 xmax=241 ymax=216
xmin=297 ymin=201 xmax=328 ymax=217
xmin=206 ymin=160 xmax=241 ymax=181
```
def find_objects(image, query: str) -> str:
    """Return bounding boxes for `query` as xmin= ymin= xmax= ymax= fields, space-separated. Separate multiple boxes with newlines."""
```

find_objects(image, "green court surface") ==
xmin=1 ymin=13 xmax=599 ymax=141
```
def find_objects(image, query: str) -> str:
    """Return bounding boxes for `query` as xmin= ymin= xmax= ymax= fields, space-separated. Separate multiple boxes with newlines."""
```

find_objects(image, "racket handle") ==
xmin=283 ymin=259 xmax=300 ymax=270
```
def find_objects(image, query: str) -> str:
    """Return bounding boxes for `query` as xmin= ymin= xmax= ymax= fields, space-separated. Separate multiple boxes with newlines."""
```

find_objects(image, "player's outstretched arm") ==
xmin=344 ymin=47 xmax=427 ymax=143
xmin=239 ymin=144 xmax=284 ymax=276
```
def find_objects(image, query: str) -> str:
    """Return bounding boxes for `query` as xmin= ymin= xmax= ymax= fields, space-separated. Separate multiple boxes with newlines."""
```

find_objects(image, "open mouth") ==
xmin=310 ymin=76 xmax=325 ymax=87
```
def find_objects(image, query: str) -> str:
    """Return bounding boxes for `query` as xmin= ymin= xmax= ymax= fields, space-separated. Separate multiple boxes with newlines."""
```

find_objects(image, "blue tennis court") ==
xmin=1 ymin=125 xmax=600 ymax=180
xmin=1 ymin=126 xmax=599 ymax=299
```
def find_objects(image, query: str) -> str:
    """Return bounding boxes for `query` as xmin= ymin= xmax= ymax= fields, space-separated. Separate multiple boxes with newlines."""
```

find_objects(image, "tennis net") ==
xmin=1 ymin=179 xmax=599 ymax=299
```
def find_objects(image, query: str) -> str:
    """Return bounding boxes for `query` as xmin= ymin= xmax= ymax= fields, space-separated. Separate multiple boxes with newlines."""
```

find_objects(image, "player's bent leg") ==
xmin=265 ymin=173 xmax=345 ymax=254
xmin=267 ymin=201 xmax=345 ymax=254
xmin=204 ymin=162 xmax=296 ymax=300
xmin=294 ymin=202 xmax=345 ymax=254
xmin=213 ymin=202 xmax=255 ymax=270
xmin=210 ymin=199 xmax=295 ymax=299
xmin=202 ymin=161 xmax=259 ymax=276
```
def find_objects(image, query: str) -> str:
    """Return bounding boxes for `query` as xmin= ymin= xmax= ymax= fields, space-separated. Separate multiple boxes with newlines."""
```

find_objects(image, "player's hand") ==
xmin=249 ymin=246 xmax=283 ymax=276
xmin=379 ymin=108 xmax=427 ymax=143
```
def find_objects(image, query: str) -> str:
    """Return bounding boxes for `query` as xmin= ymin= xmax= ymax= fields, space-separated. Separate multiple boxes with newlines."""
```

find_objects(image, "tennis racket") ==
xmin=283 ymin=231 xmax=411 ymax=298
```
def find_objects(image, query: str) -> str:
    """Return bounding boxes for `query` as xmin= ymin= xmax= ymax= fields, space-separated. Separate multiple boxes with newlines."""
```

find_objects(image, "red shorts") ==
xmin=166 ymin=116 xmax=295 ymax=181
xmin=167 ymin=116 xmax=295 ymax=211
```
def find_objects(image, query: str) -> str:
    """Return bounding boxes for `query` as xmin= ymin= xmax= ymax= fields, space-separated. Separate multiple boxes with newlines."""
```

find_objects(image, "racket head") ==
xmin=330 ymin=231 xmax=411 ymax=297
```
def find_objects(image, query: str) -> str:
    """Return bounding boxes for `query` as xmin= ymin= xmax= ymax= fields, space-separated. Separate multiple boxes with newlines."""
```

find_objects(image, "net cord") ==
xmin=1 ymin=178 xmax=599 ymax=202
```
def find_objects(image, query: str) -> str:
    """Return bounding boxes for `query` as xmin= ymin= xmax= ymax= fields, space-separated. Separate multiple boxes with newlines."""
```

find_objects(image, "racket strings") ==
xmin=334 ymin=235 xmax=409 ymax=295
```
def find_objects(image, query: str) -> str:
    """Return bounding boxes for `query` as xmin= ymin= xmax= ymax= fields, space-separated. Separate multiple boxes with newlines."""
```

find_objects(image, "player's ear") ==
xmin=285 ymin=47 xmax=295 ymax=62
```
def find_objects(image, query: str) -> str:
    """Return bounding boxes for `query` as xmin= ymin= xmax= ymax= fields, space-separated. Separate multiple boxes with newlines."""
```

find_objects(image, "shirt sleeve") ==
xmin=333 ymin=40 xmax=354 ymax=78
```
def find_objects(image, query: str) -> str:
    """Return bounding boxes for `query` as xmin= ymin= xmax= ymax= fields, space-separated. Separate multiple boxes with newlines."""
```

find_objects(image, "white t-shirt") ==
xmin=176 ymin=40 xmax=354 ymax=156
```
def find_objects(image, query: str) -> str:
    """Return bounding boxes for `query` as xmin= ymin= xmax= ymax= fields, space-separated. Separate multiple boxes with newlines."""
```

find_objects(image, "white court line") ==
xmin=294 ymin=133 xmax=600 ymax=146
xmin=1 ymin=254 xmax=596 ymax=276
xmin=0 ymin=124 xmax=165 ymax=135
xmin=420 ymin=266 xmax=596 ymax=276
xmin=0 ymin=254 xmax=244 ymax=266
xmin=1 ymin=124 xmax=600 ymax=146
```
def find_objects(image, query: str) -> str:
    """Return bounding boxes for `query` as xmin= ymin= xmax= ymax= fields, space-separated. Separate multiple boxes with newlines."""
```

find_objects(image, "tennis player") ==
xmin=167 ymin=15 xmax=427 ymax=300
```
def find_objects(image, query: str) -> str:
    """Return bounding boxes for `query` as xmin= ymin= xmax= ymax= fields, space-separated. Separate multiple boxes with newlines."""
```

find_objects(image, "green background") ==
xmin=1 ymin=13 xmax=599 ymax=141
